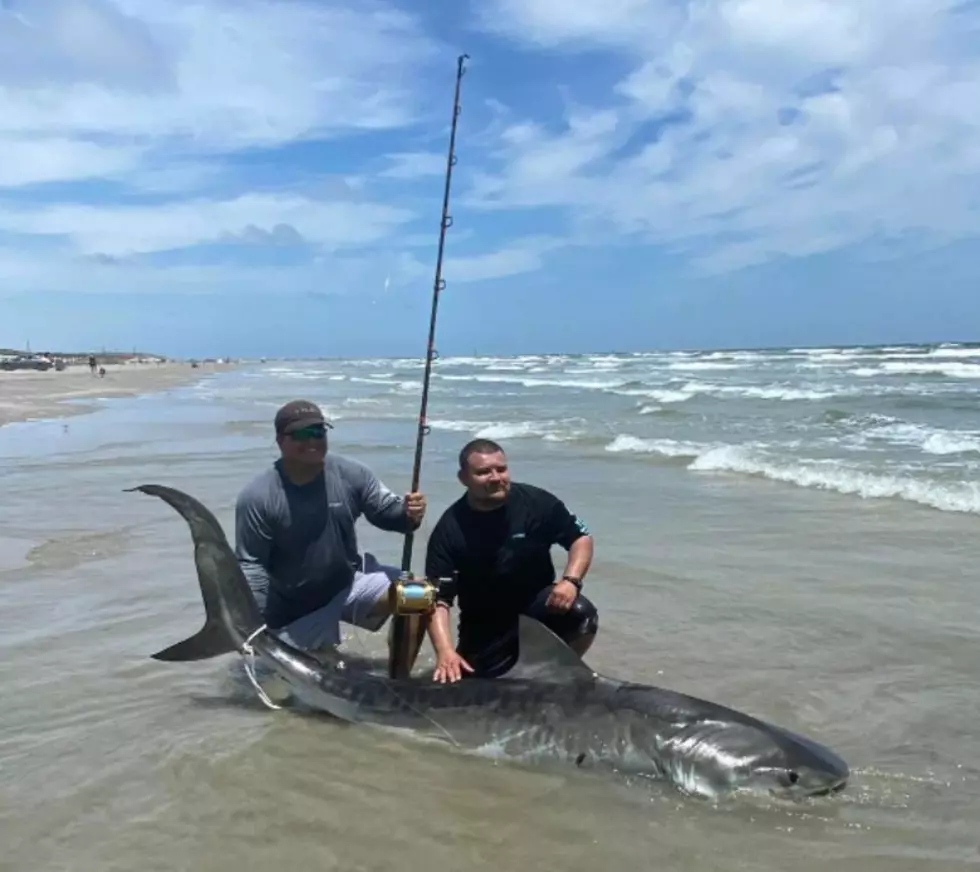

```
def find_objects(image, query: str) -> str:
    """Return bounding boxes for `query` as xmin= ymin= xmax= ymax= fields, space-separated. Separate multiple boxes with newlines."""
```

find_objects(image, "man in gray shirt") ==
xmin=235 ymin=399 xmax=426 ymax=655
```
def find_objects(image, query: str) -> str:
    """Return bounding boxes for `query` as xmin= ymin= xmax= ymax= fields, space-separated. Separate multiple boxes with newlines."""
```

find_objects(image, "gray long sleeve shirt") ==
xmin=234 ymin=455 xmax=414 ymax=628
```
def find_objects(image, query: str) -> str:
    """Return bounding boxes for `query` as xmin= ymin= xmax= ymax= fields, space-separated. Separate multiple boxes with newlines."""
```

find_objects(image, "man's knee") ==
xmin=346 ymin=567 xmax=396 ymax=629
xmin=368 ymin=591 xmax=391 ymax=619
xmin=561 ymin=597 xmax=598 ymax=656
xmin=569 ymin=593 xmax=598 ymax=629
xmin=526 ymin=589 xmax=600 ymax=645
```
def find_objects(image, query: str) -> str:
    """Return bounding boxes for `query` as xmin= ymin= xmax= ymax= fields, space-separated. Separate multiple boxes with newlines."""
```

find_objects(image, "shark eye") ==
xmin=786 ymin=771 xmax=800 ymax=785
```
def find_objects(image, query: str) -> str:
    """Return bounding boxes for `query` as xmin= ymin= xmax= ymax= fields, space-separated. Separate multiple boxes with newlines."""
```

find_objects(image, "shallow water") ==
xmin=1 ymin=350 xmax=979 ymax=871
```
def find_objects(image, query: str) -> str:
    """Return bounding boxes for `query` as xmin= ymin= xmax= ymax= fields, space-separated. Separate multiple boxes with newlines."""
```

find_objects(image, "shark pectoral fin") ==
xmin=301 ymin=686 xmax=362 ymax=724
xmin=505 ymin=616 xmax=598 ymax=683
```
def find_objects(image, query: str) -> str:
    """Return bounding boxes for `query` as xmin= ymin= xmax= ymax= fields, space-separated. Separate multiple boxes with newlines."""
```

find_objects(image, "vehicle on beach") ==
xmin=0 ymin=353 xmax=55 ymax=372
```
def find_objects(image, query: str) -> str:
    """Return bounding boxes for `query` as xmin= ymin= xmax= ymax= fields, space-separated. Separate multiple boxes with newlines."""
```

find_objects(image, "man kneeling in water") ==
xmin=235 ymin=400 xmax=427 ymax=663
xmin=424 ymin=438 xmax=598 ymax=682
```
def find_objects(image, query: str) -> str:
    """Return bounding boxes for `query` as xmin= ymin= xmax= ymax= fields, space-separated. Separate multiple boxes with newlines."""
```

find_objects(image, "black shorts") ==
xmin=523 ymin=585 xmax=599 ymax=641
xmin=458 ymin=586 xmax=599 ymax=679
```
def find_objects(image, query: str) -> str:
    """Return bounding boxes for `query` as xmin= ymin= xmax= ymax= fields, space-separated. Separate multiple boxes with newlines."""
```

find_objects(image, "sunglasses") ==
xmin=289 ymin=424 xmax=328 ymax=441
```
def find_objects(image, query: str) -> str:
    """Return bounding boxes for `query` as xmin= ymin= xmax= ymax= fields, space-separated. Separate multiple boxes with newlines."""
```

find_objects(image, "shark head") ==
xmin=734 ymin=724 xmax=850 ymax=799
xmin=670 ymin=720 xmax=850 ymax=800
xmin=610 ymin=680 xmax=850 ymax=801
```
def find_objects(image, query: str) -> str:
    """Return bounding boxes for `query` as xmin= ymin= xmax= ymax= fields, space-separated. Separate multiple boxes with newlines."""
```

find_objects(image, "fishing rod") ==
xmin=387 ymin=53 xmax=469 ymax=680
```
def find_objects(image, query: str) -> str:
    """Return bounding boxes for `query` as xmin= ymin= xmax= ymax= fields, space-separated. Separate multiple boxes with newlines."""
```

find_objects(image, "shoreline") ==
xmin=0 ymin=361 xmax=238 ymax=428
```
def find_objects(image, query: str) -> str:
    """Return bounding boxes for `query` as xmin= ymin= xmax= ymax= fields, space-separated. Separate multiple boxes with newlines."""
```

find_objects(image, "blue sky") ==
xmin=2 ymin=0 xmax=980 ymax=358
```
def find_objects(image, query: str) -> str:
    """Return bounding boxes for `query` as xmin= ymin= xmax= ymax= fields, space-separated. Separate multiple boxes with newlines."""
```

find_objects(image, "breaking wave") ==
xmin=689 ymin=446 xmax=980 ymax=515
xmin=428 ymin=419 xmax=584 ymax=442
xmin=604 ymin=433 xmax=980 ymax=514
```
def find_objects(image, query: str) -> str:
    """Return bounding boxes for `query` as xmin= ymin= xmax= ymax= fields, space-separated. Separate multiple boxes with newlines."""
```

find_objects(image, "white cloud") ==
xmin=471 ymin=0 xmax=980 ymax=273
xmin=389 ymin=236 xmax=564 ymax=286
xmin=0 ymin=0 xmax=438 ymax=156
xmin=0 ymin=0 xmax=440 ymax=197
xmin=0 ymin=244 xmax=385 ymax=297
xmin=0 ymin=195 xmax=416 ymax=256
xmin=0 ymin=136 xmax=140 ymax=188
xmin=476 ymin=0 xmax=674 ymax=50
xmin=0 ymin=0 xmax=444 ymax=293
xmin=379 ymin=152 xmax=448 ymax=180
xmin=445 ymin=236 xmax=564 ymax=282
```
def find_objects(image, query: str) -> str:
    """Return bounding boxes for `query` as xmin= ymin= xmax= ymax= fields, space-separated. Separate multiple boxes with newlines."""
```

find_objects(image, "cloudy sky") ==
xmin=2 ymin=0 xmax=979 ymax=357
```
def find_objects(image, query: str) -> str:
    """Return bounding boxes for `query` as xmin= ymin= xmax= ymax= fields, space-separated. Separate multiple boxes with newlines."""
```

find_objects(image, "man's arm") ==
xmin=561 ymin=534 xmax=594 ymax=581
xmin=346 ymin=460 xmax=417 ymax=533
xmin=424 ymin=519 xmax=459 ymax=660
xmin=427 ymin=602 xmax=456 ymax=662
xmin=235 ymin=489 xmax=276 ymax=612
xmin=540 ymin=491 xmax=594 ymax=611
xmin=544 ymin=491 xmax=594 ymax=582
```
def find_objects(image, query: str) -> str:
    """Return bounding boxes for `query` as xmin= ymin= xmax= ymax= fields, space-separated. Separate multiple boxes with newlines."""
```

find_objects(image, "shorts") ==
xmin=277 ymin=553 xmax=399 ymax=651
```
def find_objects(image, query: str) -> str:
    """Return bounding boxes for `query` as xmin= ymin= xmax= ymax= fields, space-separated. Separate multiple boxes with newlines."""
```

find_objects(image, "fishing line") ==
xmin=239 ymin=625 xmax=283 ymax=711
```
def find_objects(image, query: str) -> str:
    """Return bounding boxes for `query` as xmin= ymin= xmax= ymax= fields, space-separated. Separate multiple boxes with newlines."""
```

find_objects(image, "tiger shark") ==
xmin=133 ymin=483 xmax=849 ymax=801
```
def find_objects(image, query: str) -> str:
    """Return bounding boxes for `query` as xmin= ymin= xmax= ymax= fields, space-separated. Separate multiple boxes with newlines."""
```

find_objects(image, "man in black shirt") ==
xmin=424 ymin=438 xmax=598 ymax=682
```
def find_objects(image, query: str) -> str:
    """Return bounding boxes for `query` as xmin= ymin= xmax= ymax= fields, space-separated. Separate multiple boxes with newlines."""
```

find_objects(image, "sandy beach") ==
xmin=0 ymin=361 xmax=236 ymax=428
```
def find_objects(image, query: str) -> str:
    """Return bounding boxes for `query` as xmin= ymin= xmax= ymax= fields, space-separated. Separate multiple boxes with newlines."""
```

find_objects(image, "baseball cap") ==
xmin=274 ymin=399 xmax=333 ymax=435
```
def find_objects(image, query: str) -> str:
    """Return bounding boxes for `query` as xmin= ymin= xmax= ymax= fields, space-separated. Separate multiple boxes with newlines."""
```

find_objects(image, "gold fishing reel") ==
xmin=387 ymin=572 xmax=440 ymax=615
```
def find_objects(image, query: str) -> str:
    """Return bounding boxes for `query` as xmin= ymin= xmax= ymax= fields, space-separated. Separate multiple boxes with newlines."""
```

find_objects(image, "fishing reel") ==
xmin=387 ymin=572 xmax=442 ymax=615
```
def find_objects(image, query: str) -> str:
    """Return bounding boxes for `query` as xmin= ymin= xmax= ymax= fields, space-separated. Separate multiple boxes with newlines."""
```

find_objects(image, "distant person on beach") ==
xmin=88 ymin=355 xmax=97 ymax=375
xmin=424 ymin=438 xmax=598 ymax=682
xmin=235 ymin=399 xmax=427 ymax=659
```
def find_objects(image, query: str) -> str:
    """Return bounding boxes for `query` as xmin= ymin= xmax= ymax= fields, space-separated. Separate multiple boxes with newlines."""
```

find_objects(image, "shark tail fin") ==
xmin=128 ymin=483 xmax=265 ymax=663
xmin=151 ymin=617 xmax=238 ymax=661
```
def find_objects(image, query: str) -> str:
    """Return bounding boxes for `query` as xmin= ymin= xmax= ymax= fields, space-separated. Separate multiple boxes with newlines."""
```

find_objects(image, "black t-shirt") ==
xmin=424 ymin=482 xmax=590 ymax=654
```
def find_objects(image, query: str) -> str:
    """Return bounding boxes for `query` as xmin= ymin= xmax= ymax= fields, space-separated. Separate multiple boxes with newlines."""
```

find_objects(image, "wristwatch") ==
xmin=560 ymin=574 xmax=582 ymax=591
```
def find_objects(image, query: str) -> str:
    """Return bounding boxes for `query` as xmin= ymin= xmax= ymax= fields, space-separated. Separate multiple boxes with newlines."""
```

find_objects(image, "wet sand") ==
xmin=0 ymin=362 xmax=236 ymax=428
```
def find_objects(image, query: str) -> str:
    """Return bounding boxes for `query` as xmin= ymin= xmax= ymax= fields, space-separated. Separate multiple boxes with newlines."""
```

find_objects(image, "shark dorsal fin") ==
xmin=504 ymin=615 xmax=597 ymax=683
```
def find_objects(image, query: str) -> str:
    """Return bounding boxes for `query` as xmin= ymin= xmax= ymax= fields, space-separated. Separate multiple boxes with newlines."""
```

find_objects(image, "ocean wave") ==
xmin=428 ymin=419 xmax=584 ymax=442
xmin=614 ymin=387 xmax=700 ymax=403
xmin=603 ymin=435 xmax=709 ymax=458
xmin=701 ymin=351 xmax=767 ymax=362
xmin=797 ymin=350 xmax=870 ymax=362
xmin=437 ymin=373 xmax=628 ymax=391
xmin=924 ymin=345 xmax=980 ymax=359
xmin=857 ymin=422 xmax=980 ymax=456
xmin=264 ymin=367 xmax=344 ymax=380
xmin=484 ymin=363 xmax=538 ymax=372
xmin=475 ymin=422 xmax=551 ymax=440
xmin=667 ymin=361 xmax=742 ymax=371
xmin=343 ymin=397 xmax=386 ymax=406
xmin=689 ymin=446 xmax=980 ymax=514
xmin=736 ymin=384 xmax=841 ymax=401
xmin=621 ymin=381 xmax=847 ymax=403
xmin=601 ymin=431 xmax=980 ymax=515
xmin=427 ymin=419 xmax=487 ymax=432
xmin=344 ymin=358 xmax=407 ymax=368
xmin=852 ymin=362 xmax=980 ymax=379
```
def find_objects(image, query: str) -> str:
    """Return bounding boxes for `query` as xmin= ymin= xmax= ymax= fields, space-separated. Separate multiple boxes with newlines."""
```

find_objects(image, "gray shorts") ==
xmin=277 ymin=552 xmax=398 ymax=651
